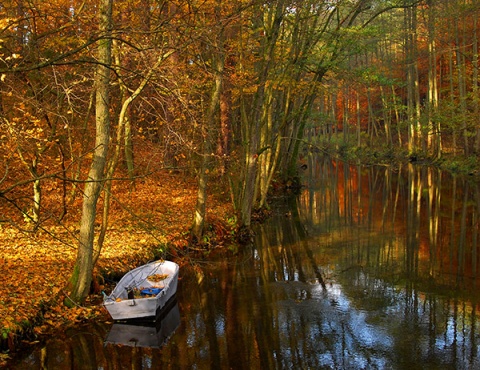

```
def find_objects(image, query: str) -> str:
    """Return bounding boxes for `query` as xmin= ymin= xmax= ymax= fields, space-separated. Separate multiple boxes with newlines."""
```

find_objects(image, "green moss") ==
xmin=63 ymin=265 xmax=80 ymax=308
xmin=1 ymin=328 xmax=9 ymax=340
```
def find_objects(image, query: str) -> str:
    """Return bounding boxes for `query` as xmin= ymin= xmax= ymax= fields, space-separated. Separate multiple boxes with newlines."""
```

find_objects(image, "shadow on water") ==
xmin=7 ymin=154 xmax=480 ymax=369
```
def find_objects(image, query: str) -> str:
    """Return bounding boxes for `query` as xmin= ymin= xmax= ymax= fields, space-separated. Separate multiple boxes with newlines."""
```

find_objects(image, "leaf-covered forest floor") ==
xmin=0 ymin=160 xmax=234 ymax=363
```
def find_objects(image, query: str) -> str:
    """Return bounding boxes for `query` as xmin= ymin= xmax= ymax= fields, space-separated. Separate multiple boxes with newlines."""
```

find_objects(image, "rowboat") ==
xmin=103 ymin=260 xmax=179 ymax=321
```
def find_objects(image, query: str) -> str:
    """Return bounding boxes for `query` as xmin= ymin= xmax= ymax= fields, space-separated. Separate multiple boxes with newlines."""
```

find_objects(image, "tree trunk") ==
xmin=217 ymin=72 xmax=231 ymax=176
xmin=380 ymin=86 xmax=392 ymax=145
xmin=449 ymin=36 xmax=457 ymax=154
xmin=239 ymin=0 xmax=286 ymax=228
xmin=124 ymin=115 xmax=134 ymax=178
xmin=474 ymin=16 xmax=479 ymax=153
xmin=66 ymin=0 xmax=112 ymax=306
xmin=32 ymin=156 xmax=41 ymax=226
xmin=405 ymin=5 xmax=419 ymax=153
xmin=392 ymin=85 xmax=402 ymax=146
xmin=191 ymin=15 xmax=225 ymax=241
xmin=356 ymin=91 xmax=361 ymax=147
xmin=454 ymin=12 xmax=468 ymax=155
xmin=427 ymin=0 xmax=440 ymax=157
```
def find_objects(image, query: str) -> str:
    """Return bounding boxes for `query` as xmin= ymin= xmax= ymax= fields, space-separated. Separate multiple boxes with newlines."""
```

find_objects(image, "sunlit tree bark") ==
xmin=405 ymin=5 xmax=420 ymax=154
xmin=238 ymin=0 xmax=287 ymax=228
xmin=426 ymin=0 xmax=440 ymax=157
xmin=448 ymin=33 xmax=458 ymax=154
xmin=67 ymin=0 xmax=112 ymax=306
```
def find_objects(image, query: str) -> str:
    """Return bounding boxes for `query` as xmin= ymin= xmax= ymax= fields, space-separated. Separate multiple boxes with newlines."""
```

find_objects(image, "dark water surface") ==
xmin=7 ymin=156 xmax=480 ymax=369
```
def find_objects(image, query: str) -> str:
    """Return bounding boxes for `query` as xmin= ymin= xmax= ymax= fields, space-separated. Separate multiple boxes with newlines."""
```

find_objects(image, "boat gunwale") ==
xmin=103 ymin=260 xmax=179 ymax=320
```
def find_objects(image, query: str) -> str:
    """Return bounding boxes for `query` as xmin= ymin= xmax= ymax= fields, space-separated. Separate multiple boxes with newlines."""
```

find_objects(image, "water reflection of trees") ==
xmin=186 ymin=153 xmax=480 ymax=368
xmin=285 ymin=154 xmax=480 ymax=368
xmin=300 ymin=155 xmax=480 ymax=290
xmin=182 ymin=154 xmax=480 ymax=368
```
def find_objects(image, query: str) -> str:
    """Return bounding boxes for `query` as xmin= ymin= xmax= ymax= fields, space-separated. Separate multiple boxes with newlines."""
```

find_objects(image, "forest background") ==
xmin=1 ymin=0 xmax=480 ymax=358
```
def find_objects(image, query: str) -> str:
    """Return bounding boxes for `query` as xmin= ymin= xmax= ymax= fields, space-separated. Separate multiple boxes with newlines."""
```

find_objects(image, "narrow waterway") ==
xmin=8 ymin=155 xmax=480 ymax=369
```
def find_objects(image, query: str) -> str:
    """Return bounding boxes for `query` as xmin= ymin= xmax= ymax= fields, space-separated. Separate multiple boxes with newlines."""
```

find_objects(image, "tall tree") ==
xmin=191 ymin=21 xmax=225 ymax=241
xmin=238 ymin=0 xmax=287 ymax=229
xmin=405 ymin=4 xmax=420 ymax=153
xmin=66 ymin=0 xmax=113 ymax=306
xmin=474 ymin=15 xmax=480 ymax=153
xmin=426 ymin=0 xmax=440 ymax=157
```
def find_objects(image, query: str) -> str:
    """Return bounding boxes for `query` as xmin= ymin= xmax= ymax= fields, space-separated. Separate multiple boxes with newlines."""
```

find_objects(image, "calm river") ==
xmin=7 ymin=155 xmax=480 ymax=369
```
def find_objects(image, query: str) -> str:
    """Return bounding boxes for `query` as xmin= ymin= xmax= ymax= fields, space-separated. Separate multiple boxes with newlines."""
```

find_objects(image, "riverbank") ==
xmin=0 ymin=169 xmax=234 ymax=365
xmin=316 ymin=139 xmax=480 ymax=178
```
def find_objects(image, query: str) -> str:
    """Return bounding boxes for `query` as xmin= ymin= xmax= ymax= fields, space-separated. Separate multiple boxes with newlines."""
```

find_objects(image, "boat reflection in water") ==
xmin=105 ymin=297 xmax=180 ymax=348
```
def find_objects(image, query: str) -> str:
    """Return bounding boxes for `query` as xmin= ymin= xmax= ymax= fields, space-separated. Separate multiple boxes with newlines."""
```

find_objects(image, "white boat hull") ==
xmin=103 ymin=260 xmax=179 ymax=321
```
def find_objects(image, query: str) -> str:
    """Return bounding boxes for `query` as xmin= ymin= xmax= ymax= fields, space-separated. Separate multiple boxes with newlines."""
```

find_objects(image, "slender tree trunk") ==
xmin=380 ymin=86 xmax=392 ymax=145
xmin=473 ymin=17 xmax=479 ymax=152
xmin=258 ymin=87 xmax=274 ymax=208
xmin=405 ymin=5 xmax=419 ymax=153
xmin=392 ymin=86 xmax=402 ymax=146
xmin=455 ymin=11 xmax=468 ymax=154
xmin=343 ymin=85 xmax=349 ymax=141
xmin=32 ymin=156 xmax=41 ymax=226
xmin=414 ymin=28 xmax=422 ymax=152
xmin=427 ymin=0 xmax=440 ymax=157
xmin=366 ymin=86 xmax=376 ymax=144
xmin=124 ymin=110 xmax=134 ymax=178
xmin=217 ymin=68 xmax=231 ymax=176
xmin=7 ymin=125 xmax=43 ymax=228
xmin=449 ymin=38 xmax=457 ymax=154
xmin=191 ymin=153 xmax=208 ymax=242
xmin=356 ymin=90 xmax=361 ymax=147
xmin=67 ymin=0 xmax=112 ymax=306
xmin=191 ymin=21 xmax=225 ymax=241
